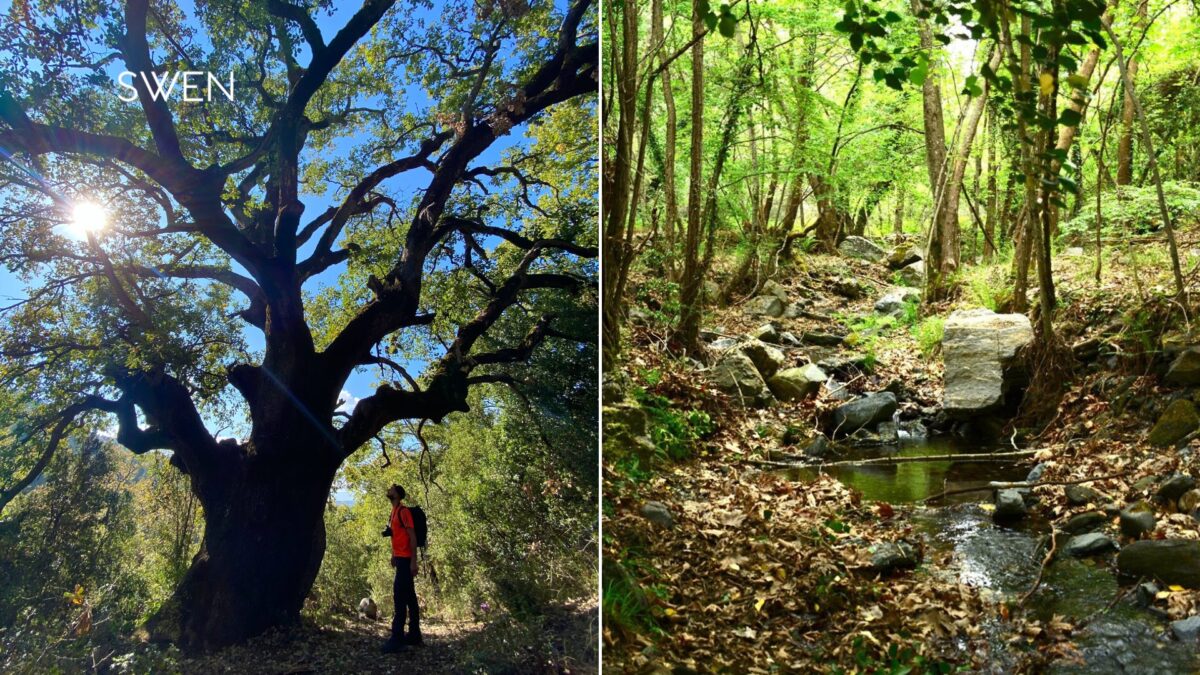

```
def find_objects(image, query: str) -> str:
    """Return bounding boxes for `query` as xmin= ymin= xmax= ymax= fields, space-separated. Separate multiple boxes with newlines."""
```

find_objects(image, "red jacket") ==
xmin=390 ymin=505 xmax=415 ymax=558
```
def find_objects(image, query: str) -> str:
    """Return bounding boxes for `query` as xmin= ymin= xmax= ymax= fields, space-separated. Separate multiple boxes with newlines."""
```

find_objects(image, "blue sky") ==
xmin=0 ymin=0 xmax=532 ymax=441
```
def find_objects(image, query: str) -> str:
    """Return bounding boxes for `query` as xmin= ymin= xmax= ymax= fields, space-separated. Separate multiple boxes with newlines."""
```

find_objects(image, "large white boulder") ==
xmin=942 ymin=308 xmax=1033 ymax=416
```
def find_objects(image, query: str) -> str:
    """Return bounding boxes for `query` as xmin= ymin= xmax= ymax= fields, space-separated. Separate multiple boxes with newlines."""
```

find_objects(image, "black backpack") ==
xmin=409 ymin=505 xmax=428 ymax=549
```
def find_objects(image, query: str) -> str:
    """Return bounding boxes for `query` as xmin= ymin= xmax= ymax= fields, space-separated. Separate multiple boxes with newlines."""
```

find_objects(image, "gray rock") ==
xmin=1158 ymin=473 xmax=1197 ymax=502
xmin=1171 ymin=615 xmax=1200 ymax=641
xmin=817 ymin=353 xmax=872 ymax=376
xmin=710 ymin=351 xmax=773 ymax=407
xmin=602 ymin=378 xmax=625 ymax=406
xmin=767 ymin=364 xmax=826 ymax=402
xmin=875 ymin=421 xmax=899 ymax=444
xmin=1180 ymin=488 xmax=1200 ymax=513
xmin=640 ymin=501 xmax=675 ymax=529
xmin=942 ymin=309 xmax=1034 ymax=417
xmin=896 ymin=260 xmax=926 ymax=287
xmin=603 ymin=402 xmax=658 ymax=466
xmin=1063 ymin=511 xmax=1107 ymax=535
xmin=826 ymin=380 xmax=853 ymax=401
xmin=1065 ymin=484 xmax=1102 ymax=506
xmin=1063 ymin=533 xmax=1117 ymax=557
xmin=701 ymin=279 xmax=721 ymax=303
xmin=710 ymin=337 xmax=740 ymax=351
xmin=846 ymin=427 xmax=886 ymax=446
xmin=744 ymin=295 xmax=784 ymax=318
xmin=874 ymin=287 xmax=920 ymax=315
xmin=1120 ymin=510 xmax=1157 ymax=539
xmin=358 ymin=597 xmax=379 ymax=620
xmin=1165 ymin=347 xmax=1200 ymax=387
xmin=803 ymin=435 xmax=832 ymax=459
xmin=869 ymin=540 xmax=920 ymax=573
xmin=801 ymin=332 xmax=845 ymax=347
xmin=831 ymin=277 xmax=869 ymax=299
xmin=838 ymin=235 xmax=886 ymax=262
xmin=1026 ymin=463 xmax=1048 ymax=483
xmin=994 ymin=489 xmax=1028 ymax=520
xmin=886 ymin=243 xmax=923 ymax=269
xmin=898 ymin=420 xmax=928 ymax=442
xmin=830 ymin=392 xmax=897 ymax=436
xmin=628 ymin=307 xmax=651 ymax=325
xmin=1135 ymin=581 xmax=1160 ymax=608
xmin=778 ymin=331 xmax=802 ymax=347
xmin=782 ymin=303 xmax=805 ymax=319
xmin=1131 ymin=476 xmax=1157 ymax=493
xmin=739 ymin=339 xmax=787 ymax=379
xmin=749 ymin=323 xmax=780 ymax=344
xmin=1118 ymin=540 xmax=1200 ymax=588
xmin=761 ymin=280 xmax=789 ymax=302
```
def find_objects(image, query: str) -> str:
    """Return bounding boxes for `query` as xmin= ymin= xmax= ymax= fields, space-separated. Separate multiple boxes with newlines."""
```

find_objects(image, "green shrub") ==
xmin=899 ymin=298 xmax=921 ymax=326
xmin=601 ymin=557 xmax=655 ymax=638
xmin=912 ymin=316 xmax=944 ymax=357
xmin=1060 ymin=181 xmax=1200 ymax=242
xmin=967 ymin=274 xmax=1000 ymax=311
xmin=632 ymin=389 xmax=715 ymax=462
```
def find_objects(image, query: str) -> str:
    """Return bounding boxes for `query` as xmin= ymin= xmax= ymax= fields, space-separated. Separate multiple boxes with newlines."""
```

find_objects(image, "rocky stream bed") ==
xmin=605 ymin=238 xmax=1200 ymax=672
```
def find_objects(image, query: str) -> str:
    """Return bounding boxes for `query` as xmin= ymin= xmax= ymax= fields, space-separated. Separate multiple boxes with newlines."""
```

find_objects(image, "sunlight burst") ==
xmin=71 ymin=201 xmax=108 ymax=236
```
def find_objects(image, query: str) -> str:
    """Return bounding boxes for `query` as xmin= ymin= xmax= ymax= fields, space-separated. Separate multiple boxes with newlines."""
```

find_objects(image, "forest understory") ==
xmin=603 ymin=231 xmax=1200 ymax=672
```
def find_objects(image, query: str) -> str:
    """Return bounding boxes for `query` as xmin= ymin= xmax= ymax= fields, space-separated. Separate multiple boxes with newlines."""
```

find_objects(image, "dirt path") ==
xmin=176 ymin=604 xmax=598 ymax=674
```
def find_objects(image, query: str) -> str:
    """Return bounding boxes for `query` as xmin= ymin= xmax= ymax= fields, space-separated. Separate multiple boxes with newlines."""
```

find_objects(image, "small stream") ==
xmin=785 ymin=436 xmax=1200 ymax=673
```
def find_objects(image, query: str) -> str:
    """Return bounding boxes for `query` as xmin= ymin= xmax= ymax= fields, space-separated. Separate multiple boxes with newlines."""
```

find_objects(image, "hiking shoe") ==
xmin=405 ymin=633 xmax=424 ymax=647
xmin=381 ymin=636 xmax=405 ymax=654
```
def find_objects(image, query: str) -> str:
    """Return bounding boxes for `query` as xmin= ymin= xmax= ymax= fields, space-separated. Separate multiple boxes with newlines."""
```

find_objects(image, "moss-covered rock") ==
xmin=1166 ymin=347 xmax=1200 ymax=386
xmin=1148 ymin=399 xmax=1200 ymax=447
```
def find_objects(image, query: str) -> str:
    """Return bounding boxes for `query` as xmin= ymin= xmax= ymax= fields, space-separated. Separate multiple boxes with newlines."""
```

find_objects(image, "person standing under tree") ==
xmin=381 ymin=484 xmax=422 ymax=653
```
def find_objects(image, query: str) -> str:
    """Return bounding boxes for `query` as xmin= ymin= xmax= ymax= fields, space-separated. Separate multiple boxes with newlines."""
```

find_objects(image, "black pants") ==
xmin=391 ymin=556 xmax=420 ymax=639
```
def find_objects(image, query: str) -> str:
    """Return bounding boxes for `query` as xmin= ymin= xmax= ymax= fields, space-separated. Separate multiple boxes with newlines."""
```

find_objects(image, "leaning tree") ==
xmin=0 ymin=0 xmax=597 ymax=650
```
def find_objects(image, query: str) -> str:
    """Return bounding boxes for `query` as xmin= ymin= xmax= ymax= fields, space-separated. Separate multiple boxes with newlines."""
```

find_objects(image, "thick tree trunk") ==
xmin=148 ymin=454 xmax=336 ymax=651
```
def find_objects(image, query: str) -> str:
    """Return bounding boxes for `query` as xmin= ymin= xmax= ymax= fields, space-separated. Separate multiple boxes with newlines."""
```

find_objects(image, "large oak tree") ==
xmin=0 ymin=0 xmax=596 ymax=651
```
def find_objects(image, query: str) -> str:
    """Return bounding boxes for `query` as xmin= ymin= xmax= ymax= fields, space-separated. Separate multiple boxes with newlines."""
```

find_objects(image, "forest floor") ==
xmin=604 ymin=232 xmax=1200 ymax=672
xmin=102 ymin=601 xmax=598 ymax=674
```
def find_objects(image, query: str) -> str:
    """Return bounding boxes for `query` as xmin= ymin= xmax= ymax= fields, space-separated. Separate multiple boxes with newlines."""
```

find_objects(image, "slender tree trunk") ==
xmin=778 ymin=39 xmax=816 ymax=237
xmin=984 ymin=108 xmax=998 ymax=260
xmin=600 ymin=0 xmax=638 ymax=371
xmin=1106 ymin=19 xmax=1188 ymax=313
xmin=912 ymin=0 xmax=951 ymax=298
xmin=1034 ymin=51 xmax=1060 ymax=339
xmin=1116 ymin=0 xmax=1147 ymax=185
xmin=936 ymin=48 xmax=1002 ymax=277
xmin=1008 ymin=15 xmax=1038 ymax=313
xmin=1047 ymin=31 xmax=1105 ymax=236
xmin=658 ymin=0 xmax=680 ymax=282
xmin=674 ymin=0 xmax=706 ymax=354
xmin=894 ymin=187 xmax=905 ymax=236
